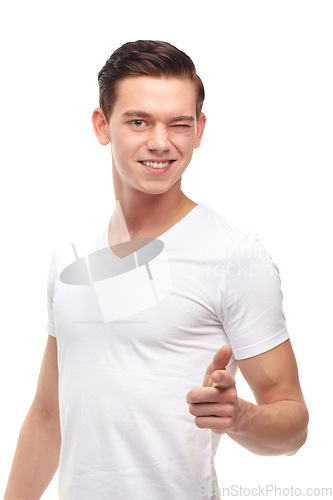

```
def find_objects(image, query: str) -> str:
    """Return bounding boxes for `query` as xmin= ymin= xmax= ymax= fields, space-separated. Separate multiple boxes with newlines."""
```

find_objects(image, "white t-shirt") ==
xmin=46 ymin=204 xmax=289 ymax=500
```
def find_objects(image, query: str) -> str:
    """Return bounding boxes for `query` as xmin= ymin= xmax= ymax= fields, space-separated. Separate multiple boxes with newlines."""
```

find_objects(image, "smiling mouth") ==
xmin=139 ymin=160 xmax=175 ymax=170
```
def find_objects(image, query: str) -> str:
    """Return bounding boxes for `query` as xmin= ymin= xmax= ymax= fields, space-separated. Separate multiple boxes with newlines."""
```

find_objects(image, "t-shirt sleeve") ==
xmin=46 ymin=251 xmax=57 ymax=338
xmin=215 ymin=233 xmax=289 ymax=360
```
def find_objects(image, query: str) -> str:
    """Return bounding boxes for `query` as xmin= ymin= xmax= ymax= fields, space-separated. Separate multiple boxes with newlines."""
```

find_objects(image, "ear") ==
xmin=194 ymin=112 xmax=206 ymax=149
xmin=91 ymin=108 xmax=111 ymax=145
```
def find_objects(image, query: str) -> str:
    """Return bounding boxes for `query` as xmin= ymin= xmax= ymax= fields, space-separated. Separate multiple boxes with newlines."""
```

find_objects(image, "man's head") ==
xmin=98 ymin=40 xmax=205 ymax=123
xmin=92 ymin=40 xmax=206 ymax=198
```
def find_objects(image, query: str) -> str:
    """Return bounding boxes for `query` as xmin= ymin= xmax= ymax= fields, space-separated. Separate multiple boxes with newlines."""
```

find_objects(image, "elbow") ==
xmin=286 ymin=405 xmax=309 ymax=456
xmin=286 ymin=428 xmax=308 ymax=456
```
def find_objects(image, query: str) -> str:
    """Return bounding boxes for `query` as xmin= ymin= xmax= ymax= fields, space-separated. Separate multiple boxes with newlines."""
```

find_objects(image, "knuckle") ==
xmin=214 ymin=417 xmax=232 ymax=432
xmin=219 ymin=404 xmax=235 ymax=417
xmin=195 ymin=417 xmax=204 ymax=428
xmin=229 ymin=390 xmax=237 ymax=402
xmin=225 ymin=373 xmax=234 ymax=386
xmin=216 ymin=417 xmax=232 ymax=431
xmin=188 ymin=404 xmax=196 ymax=416
xmin=222 ymin=417 xmax=233 ymax=429
xmin=217 ymin=391 xmax=227 ymax=403
xmin=227 ymin=404 xmax=236 ymax=416
xmin=186 ymin=389 xmax=195 ymax=403
xmin=189 ymin=387 xmax=202 ymax=402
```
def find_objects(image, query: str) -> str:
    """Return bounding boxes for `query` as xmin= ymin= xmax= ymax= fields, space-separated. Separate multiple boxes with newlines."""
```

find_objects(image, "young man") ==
xmin=4 ymin=40 xmax=308 ymax=500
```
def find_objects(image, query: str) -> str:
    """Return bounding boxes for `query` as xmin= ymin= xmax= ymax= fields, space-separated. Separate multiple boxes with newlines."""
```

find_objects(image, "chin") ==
xmin=134 ymin=179 xmax=178 ymax=196
xmin=139 ymin=186 xmax=172 ymax=196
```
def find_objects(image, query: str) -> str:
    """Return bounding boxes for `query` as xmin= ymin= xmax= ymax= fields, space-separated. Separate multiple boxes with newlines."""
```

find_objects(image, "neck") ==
xmin=111 ymin=163 xmax=196 ymax=240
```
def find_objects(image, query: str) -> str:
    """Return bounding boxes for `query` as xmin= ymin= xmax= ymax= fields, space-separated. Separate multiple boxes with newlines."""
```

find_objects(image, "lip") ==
xmin=138 ymin=160 xmax=175 ymax=174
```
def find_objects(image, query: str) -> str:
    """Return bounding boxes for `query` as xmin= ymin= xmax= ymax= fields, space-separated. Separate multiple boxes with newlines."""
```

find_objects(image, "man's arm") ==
xmin=4 ymin=335 xmax=61 ymax=500
xmin=186 ymin=340 xmax=309 ymax=456
xmin=227 ymin=339 xmax=308 ymax=455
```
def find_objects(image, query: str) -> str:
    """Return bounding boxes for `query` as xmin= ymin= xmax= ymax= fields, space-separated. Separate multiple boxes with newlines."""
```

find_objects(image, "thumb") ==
xmin=203 ymin=345 xmax=233 ymax=387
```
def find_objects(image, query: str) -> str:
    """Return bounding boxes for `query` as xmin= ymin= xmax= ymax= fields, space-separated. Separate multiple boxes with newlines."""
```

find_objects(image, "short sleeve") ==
xmin=215 ymin=234 xmax=289 ymax=360
xmin=46 ymin=251 xmax=57 ymax=338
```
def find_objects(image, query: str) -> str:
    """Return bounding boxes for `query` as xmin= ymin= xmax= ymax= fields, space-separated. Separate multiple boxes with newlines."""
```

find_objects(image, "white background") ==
xmin=0 ymin=1 xmax=332 ymax=498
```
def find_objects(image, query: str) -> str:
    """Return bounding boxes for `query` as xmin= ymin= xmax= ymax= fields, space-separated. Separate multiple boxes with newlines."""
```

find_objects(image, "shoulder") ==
xmin=47 ymin=218 xmax=107 ymax=278
xmin=195 ymin=204 xmax=252 ymax=259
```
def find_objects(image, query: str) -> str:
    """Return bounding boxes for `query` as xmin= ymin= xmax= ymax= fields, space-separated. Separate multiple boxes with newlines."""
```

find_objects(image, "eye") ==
xmin=171 ymin=124 xmax=191 ymax=129
xmin=130 ymin=119 xmax=147 ymax=128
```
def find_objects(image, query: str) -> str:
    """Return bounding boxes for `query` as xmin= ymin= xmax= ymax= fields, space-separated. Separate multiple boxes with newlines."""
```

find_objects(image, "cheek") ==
xmin=177 ymin=136 xmax=197 ymax=158
xmin=110 ymin=133 xmax=130 ymax=162
xmin=115 ymin=130 xmax=142 ymax=154
xmin=111 ymin=133 xmax=144 ymax=175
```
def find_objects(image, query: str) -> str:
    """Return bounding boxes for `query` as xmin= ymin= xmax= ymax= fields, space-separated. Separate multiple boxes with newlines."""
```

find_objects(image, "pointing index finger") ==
xmin=203 ymin=345 xmax=233 ymax=387
xmin=212 ymin=345 xmax=233 ymax=372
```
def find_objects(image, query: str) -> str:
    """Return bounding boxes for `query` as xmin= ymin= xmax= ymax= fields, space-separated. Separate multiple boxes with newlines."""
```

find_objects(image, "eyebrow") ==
xmin=123 ymin=110 xmax=151 ymax=118
xmin=122 ymin=110 xmax=195 ymax=122
xmin=172 ymin=115 xmax=195 ymax=122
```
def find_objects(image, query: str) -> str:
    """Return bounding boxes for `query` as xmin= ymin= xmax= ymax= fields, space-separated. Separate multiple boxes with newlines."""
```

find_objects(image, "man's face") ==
xmin=99 ymin=75 xmax=206 ymax=196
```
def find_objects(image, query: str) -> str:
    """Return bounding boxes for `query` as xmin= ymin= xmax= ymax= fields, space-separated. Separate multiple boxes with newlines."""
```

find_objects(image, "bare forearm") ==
xmin=4 ymin=401 xmax=61 ymax=500
xmin=226 ymin=398 xmax=309 ymax=456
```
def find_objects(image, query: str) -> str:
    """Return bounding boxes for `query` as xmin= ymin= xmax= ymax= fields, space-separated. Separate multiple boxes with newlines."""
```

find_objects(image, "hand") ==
xmin=186 ymin=345 xmax=239 ymax=434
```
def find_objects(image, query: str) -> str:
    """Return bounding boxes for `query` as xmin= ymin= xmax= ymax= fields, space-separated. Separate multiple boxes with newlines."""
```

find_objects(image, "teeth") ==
xmin=142 ymin=161 xmax=171 ymax=169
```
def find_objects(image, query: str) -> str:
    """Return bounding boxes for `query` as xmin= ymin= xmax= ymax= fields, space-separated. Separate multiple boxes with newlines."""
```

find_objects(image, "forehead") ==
xmin=112 ymin=75 xmax=197 ymax=119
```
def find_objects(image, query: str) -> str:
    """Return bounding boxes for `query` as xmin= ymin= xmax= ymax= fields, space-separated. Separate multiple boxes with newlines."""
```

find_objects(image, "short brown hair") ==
xmin=98 ymin=40 xmax=205 ymax=122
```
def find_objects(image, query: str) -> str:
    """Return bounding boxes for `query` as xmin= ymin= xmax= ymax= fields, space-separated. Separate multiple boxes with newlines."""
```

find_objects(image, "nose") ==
xmin=146 ymin=125 xmax=171 ymax=153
